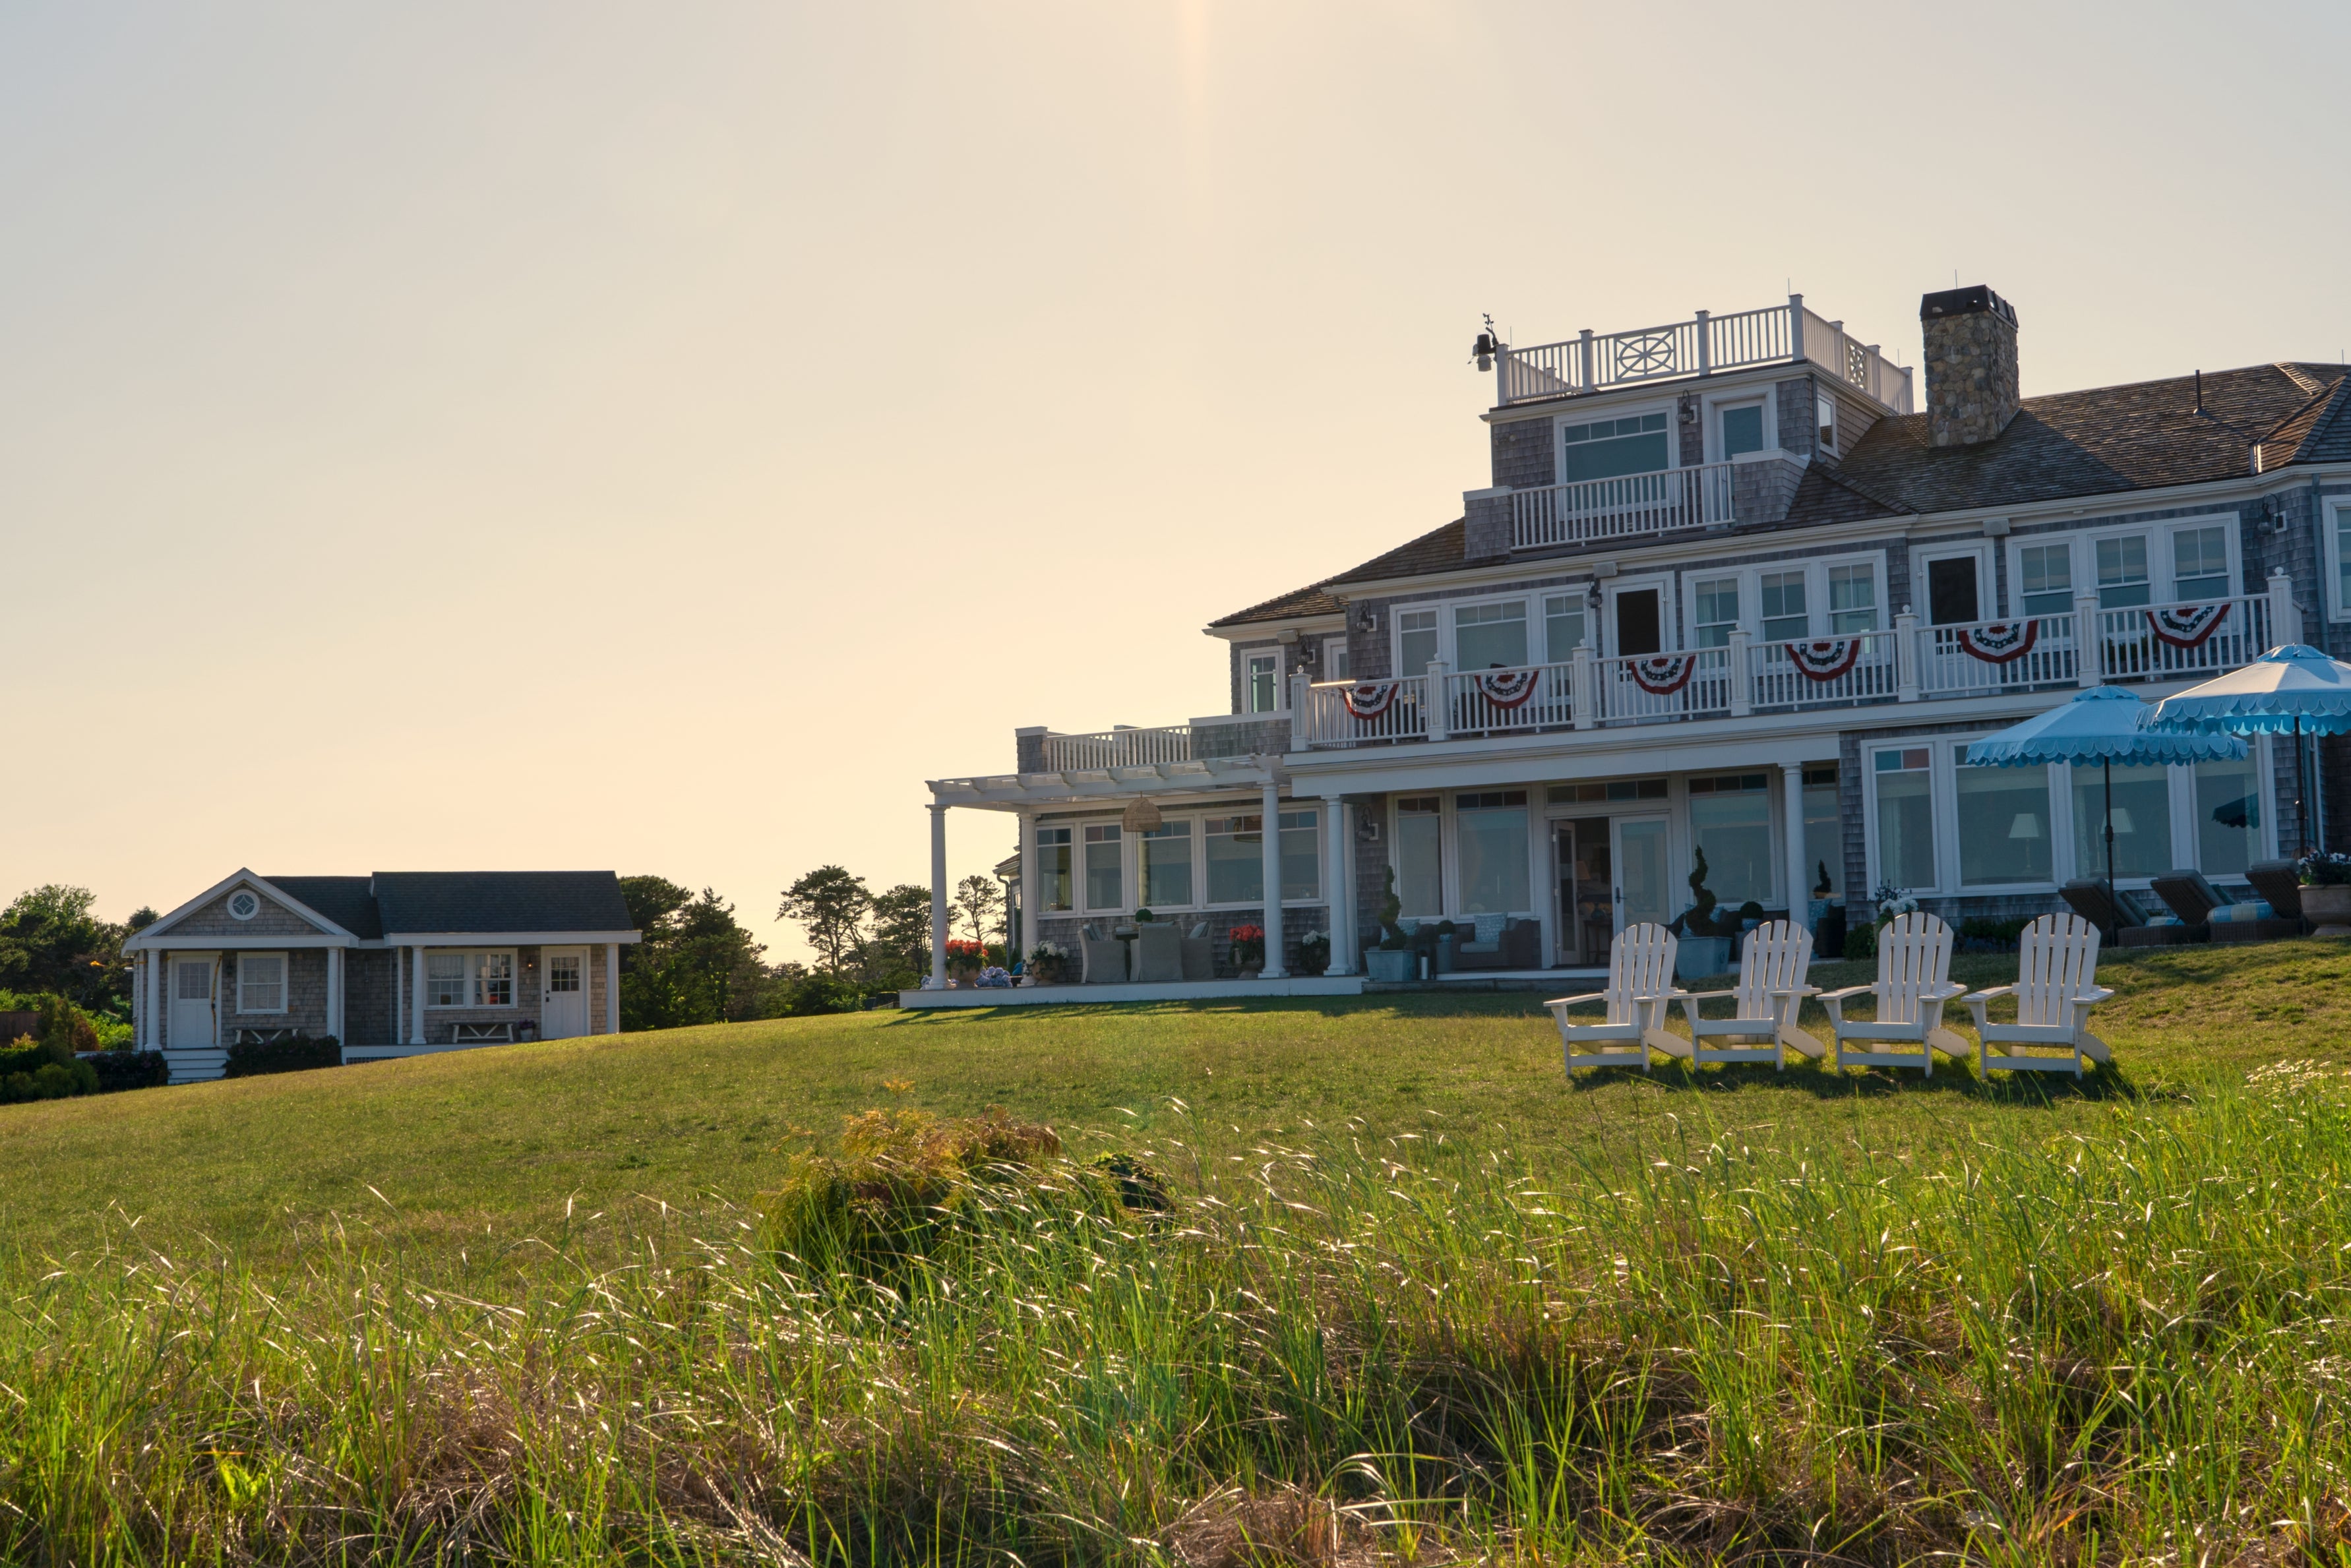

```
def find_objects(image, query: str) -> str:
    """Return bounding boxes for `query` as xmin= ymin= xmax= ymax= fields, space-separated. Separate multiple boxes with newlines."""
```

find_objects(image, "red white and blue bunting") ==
xmin=1469 ymin=668 xmax=1541 ymax=708
xmin=2147 ymin=602 xmax=2229 ymax=649
xmin=1341 ymin=680 xmax=1401 ymax=720
xmin=1628 ymin=655 xmax=1695 ymax=697
xmin=1783 ymin=639 xmax=1862 ymax=682
xmin=1956 ymin=620 xmax=2040 ymax=664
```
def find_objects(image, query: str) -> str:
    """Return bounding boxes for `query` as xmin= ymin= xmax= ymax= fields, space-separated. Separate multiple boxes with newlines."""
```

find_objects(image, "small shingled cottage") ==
xmin=121 ymin=870 xmax=640 ymax=1083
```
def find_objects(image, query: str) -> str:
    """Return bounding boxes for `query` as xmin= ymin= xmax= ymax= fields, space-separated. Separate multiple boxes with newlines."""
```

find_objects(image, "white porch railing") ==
xmin=2095 ymin=592 xmax=2273 ymax=682
xmin=1591 ymin=648 xmax=1735 ymax=726
xmin=1041 ymin=725 xmax=1192 ymax=769
xmin=1510 ymin=460 xmax=1736 ymax=550
xmin=1297 ymin=677 xmax=1432 ymax=748
xmin=1495 ymin=296 xmax=1914 ymax=412
xmin=1442 ymin=661 xmax=1577 ymax=737
xmin=1916 ymin=612 xmax=2083 ymax=698
xmin=1752 ymin=628 xmax=1907 ymax=709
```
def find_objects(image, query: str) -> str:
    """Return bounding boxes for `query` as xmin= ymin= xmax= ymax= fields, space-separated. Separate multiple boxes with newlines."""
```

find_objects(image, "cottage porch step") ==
xmin=162 ymin=1048 xmax=230 ymax=1085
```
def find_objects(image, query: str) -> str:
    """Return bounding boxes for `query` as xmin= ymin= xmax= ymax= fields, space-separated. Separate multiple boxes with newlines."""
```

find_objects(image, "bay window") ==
xmin=1455 ymin=791 xmax=1530 ymax=914
xmin=236 ymin=952 xmax=286 ymax=1013
xmin=1204 ymin=816 xmax=1263 ymax=905
xmin=1954 ymin=748 xmax=2052 ymax=886
xmin=1140 ymin=821 xmax=1193 ymax=908
xmin=1688 ymin=774 xmax=1773 ymax=904
xmin=1037 ymin=827 xmax=1073 ymax=912
xmin=1083 ymin=825 xmax=1123 ymax=911
xmin=1395 ymin=797 xmax=1443 ymax=917
xmin=1871 ymin=747 xmax=1936 ymax=892
xmin=1454 ymin=601 xmax=1529 ymax=669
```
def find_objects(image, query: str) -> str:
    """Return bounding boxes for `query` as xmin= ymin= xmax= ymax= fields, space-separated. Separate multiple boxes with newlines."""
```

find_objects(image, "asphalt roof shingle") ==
xmin=264 ymin=876 xmax=384 ymax=939
xmin=369 ymin=872 xmax=634 ymax=935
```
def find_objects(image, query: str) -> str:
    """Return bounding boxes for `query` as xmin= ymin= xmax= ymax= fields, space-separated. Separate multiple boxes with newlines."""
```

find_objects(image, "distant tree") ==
xmin=619 ymin=876 xmax=695 ymax=946
xmin=126 ymin=907 xmax=159 ymax=933
xmin=954 ymin=874 xmax=1005 ymax=949
xmin=859 ymin=884 xmax=932 ymax=990
xmin=0 ymin=886 xmax=129 ymax=1015
xmin=779 ymin=866 xmax=872 ymax=976
xmin=617 ymin=878 xmax=769 ymax=1030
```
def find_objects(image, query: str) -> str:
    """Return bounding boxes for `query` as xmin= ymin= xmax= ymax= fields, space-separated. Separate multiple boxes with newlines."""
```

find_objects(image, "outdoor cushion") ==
xmin=1471 ymin=913 xmax=1506 ymax=944
xmin=1180 ymin=935 xmax=1213 ymax=982
xmin=1080 ymin=934 xmax=1126 ymax=984
xmin=2245 ymin=860 xmax=2305 ymax=921
xmin=2060 ymin=879 xmax=2152 ymax=930
xmin=1190 ymin=921 xmax=1209 ymax=940
xmin=2149 ymin=869 xmax=2228 ymax=926
xmin=1132 ymin=922 xmax=1182 ymax=984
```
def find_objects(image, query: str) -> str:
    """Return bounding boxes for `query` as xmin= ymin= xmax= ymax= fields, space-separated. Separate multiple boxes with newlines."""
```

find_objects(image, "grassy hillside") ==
xmin=2 ymin=940 xmax=2348 ymax=1565
xmin=2 ymin=941 xmax=2346 ymax=1275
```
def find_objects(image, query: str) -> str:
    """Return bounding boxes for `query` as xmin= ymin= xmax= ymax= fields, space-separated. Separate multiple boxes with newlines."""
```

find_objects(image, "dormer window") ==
xmin=1560 ymin=411 xmax=1668 ymax=483
xmin=1816 ymin=394 xmax=1839 ymax=455
xmin=1245 ymin=652 xmax=1279 ymax=713
xmin=1718 ymin=402 xmax=1766 ymax=460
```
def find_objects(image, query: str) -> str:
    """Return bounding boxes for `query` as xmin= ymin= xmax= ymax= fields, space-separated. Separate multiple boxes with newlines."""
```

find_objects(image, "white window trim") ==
xmin=1074 ymin=808 xmax=1329 ymax=917
xmin=1672 ymin=551 xmax=1888 ymax=644
xmin=1912 ymin=541 xmax=1997 ymax=626
xmin=1816 ymin=390 xmax=1839 ymax=458
xmin=235 ymin=950 xmax=289 ymax=1014
xmin=2322 ymin=498 xmax=2351 ymax=621
xmin=1553 ymin=399 xmax=1680 ymax=479
xmin=1036 ymin=826 xmax=1076 ymax=914
xmin=423 ymin=948 xmax=519 ymax=1009
xmin=1391 ymin=605 xmax=1442 ymax=682
xmin=1445 ymin=590 xmax=1539 ymax=671
xmin=1242 ymin=650 xmax=1283 ymax=715
xmin=1862 ymin=742 xmax=1949 ymax=897
xmin=1080 ymin=825 xmax=1126 ymax=915
xmin=1320 ymin=635 xmax=1351 ymax=681
xmin=1602 ymin=573 xmax=1679 ymax=656
xmin=2006 ymin=512 xmax=2244 ymax=617
xmin=1700 ymin=389 xmax=1777 ymax=464
xmin=1682 ymin=773 xmax=1787 ymax=909
xmin=1947 ymin=744 xmax=2065 ymax=895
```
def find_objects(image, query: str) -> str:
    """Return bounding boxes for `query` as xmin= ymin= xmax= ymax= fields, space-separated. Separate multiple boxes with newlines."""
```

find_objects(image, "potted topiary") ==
xmin=1365 ymin=868 xmax=1417 ymax=982
xmin=1669 ymin=849 xmax=1734 ymax=981
xmin=2300 ymin=852 xmax=2351 ymax=936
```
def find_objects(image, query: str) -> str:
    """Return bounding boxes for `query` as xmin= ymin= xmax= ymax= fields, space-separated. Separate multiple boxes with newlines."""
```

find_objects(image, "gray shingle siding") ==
xmin=169 ymin=888 xmax=326 ymax=939
xmin=1490 ymin=415 xmax=1553 ymax=491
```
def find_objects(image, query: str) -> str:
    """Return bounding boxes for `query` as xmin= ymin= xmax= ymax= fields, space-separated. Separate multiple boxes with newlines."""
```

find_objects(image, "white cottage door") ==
xmin=541 ymin=948 xmax=588 ymax=1039
xmin=170 ymin=957 xmax=216 ymax=1050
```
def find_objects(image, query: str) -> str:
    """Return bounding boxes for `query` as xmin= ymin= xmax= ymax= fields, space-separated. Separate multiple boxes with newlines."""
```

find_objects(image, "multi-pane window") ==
xmin=1204 ymin=816 xmax=1263 ymax=905
xmin=1279 ymin=810 xmax=1320 ymax=901
xmin=2096 ymin=535 xmax=2151 ymax=609
xmin=2172 ymin=526 xmax=2230 ymax=601
xmin=1759 ymin=571 xmax=1808 ymax=640
xmin=1542 ymin=593 xmax=1587 ymax=661
xmin=1687 ymin=773 xmax=1772 ymax=905
xmin=1547 ymin=777 xmax=1667 ymax=804
xmin=1827 ymin=564 xmax=1878 ymax=632
xmin=1455 ymin=791 xmax=1530 ymax=914
xmin=2193 ymin=756 xmax=2263 ymax=877
xmin=1454 ymin=601 xmax=1529 ymax=669
xmin=1395 ymin=796 xmax=1443 ymax=917
xmin=1872 ymin=748 xmax=1936 ymax=892
xmin=2337 ymin=506 xmax=2351 ymax=620
xmin=1691 ymin=578 xmax=1740 ymax=648
xmin=1139 ymin=821 xmax=1192 ymax=908
xmin=426 ymin=951 xmax=518 ymax=1008
xmin=2017 ymin=542 xmax=2073 ymax=616
xmin=237 ymin=952 xmax=286 ymax=1013
xmin=1037 ymin=827 xmax=1073 ymax=912
xmin=1719 ymin=402 xmax=1765 ymax=460
xmin=1246 ymin=653 xmax=1280 ymax=713
xmin=1083 ymin=824 xmax=1122 ymax=911
xmin=1396 ymin=609 xmax=1438 ymax=677
xmin=1954 ymin=747 xmax=2052 ymax=886
xmin=2071 ymin=766 xmax=2173 ymax=878
xmin=1560 ymin=412 xmax=1669 ymax=483
xmin=547 ymin=954 xmax=582 ymax=994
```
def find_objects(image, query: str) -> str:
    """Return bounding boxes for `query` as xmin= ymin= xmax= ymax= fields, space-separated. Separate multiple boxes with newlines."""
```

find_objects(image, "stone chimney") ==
xmin=1919 ymin=284 xmax=2019 ymax=446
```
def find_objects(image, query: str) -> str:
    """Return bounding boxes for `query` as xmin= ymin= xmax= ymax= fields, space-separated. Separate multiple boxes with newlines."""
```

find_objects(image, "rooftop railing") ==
xmin=1495 ymin=295 xmax=1914 ymax=413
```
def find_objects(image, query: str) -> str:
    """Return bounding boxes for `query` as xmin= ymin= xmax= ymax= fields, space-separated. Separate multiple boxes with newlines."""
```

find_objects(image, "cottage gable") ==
xmin=150 ymin=874 xmax=342 ymax=940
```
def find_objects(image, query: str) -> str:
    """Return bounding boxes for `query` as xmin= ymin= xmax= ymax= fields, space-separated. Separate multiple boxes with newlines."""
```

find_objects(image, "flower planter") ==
xmin=1365 ymin=949 xmax=1416 ymax=983
xmin=1674 ymin=936 xmax=1732 ymax=982
xmin=2304 ymin=884 xmax=2351 ymax=936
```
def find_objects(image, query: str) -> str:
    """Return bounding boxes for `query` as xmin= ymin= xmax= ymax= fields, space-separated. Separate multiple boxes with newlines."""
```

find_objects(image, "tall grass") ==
xmin=6 ymin=1064 xmax=2351 ymax=1565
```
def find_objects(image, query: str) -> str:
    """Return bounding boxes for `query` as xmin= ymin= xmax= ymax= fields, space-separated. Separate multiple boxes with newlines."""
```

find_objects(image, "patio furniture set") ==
xmin=2061 ymin=860 xmax=2311 ymax=946
xmin=1551 ymin=911 xmax=2112 ymax=1080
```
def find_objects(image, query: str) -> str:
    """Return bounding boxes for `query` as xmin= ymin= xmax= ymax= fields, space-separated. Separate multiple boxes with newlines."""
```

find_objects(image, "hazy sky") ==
xmin=6 ymin=2 xmax=2349 ymax=961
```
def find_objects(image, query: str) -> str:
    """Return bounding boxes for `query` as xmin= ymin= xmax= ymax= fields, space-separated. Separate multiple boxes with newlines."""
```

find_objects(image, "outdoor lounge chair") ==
xmin=2240 ymin=860 xmax=2309 ymax=940
xmin=2146 ymin=868 xmax=2226 ymax=939
xmin=1548 ymin=923 xmax=1684 ymax=1073
xmin=1132 ymin=922 xmax=1182 ymax=984
xmin=2059 ymin=879 xmax=2179 ymax=948
xmin=1180 ymin=922 xmax=1214 ymax=982
xmin=1964 ymin=913 xmax=2112 ymax=1077
xmin=1674 ymin=919 xmax=1823 ymax=1070
xmin=1080 ymin=930 xmax=1126 ymax=984
xmin=1819 ymin=911 xmax=1967 ymax=1075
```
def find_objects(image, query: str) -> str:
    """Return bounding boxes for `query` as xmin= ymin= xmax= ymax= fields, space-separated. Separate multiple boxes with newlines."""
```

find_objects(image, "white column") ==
xmin=327 ymin=947 xmax=344 ymax=1043
xmin=606 ymin=943 xmax=622 ymax=1033
xmin=1894 ymin=607 xmax=1920 ymax=702
xmin=1783 ymin=763 xmax=1812 ymax=929
xmin=1728 ymin=629 xmax=1754 ymax=718
xmin=1018 ymin=812 xmax=1039 ymax=964
xmin=2269 ymin=566 xmax=2302 ymax=646
xmin=929 ymin=803 xmax=950 ymax=989
xmin=1325 ymin=800 xmax=1354 ymax=975
xmin=409 ymin=946 xmax=427 ymax=1045
xmin=1260 ymin=781 xmax=1287 ymax=978
xmin=2075 ymin=592 xmax=2103 ymax=686
xmin=131 ymin=952 xmax=144 ymax=1049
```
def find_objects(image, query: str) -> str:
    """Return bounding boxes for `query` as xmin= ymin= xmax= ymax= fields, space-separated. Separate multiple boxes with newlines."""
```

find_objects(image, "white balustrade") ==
xmin=1749 ymin=628 xmax=1905 ymax=709
xmin=1913 ymin=613 xmax=2081 ymax=698
xmin=1441 ymin=661 xmax=1577 ymax=738
xmin=1799 ymin=308 xmax=1916 ymax=414
xmin=1040 ymin=725 xmax=1193 ymax=769
xmin=1494 ymin=298 xmax=1914 ymax=410
xmin=2093 ymin=593 xmax=2271 ymax=683
xmin=1510 ymin=460 xmax=1736 ymax=549
xmin=1297 ymin=677 xmax=1430 ymax=748
xmin=1589 ymin=648 xmax=1734 ymax=727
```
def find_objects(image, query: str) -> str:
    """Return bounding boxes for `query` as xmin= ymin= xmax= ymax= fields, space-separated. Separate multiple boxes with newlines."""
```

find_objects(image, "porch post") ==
xmin=1018 ymin=812 xmax=1039 ymax=966
xmin=1260 ymin=781 xmax=1288 ymax=978
xmin=327 ymin=947 xmax=344 ymax=1044
xmin=1728 ymin=629 xmax=1754 ymax=718
xmin=2269 ymin=566 xmax=2302 ymax=646
xmin=408 ymin=946 xmax=427 ymax=1045
xmin=131 ymin=952 xmax=144 ymax=1049
xmin=606 ymin=944 xmax=622 ymax=1033
xmin=929 ymin=804 xmax=950 ymax=989
xmin=1782 ymin=763 xmax=1811 ymax=930
xmin=1894 ymin=607 xmax=1920 ymax=702
xmin=2075 ymin=593 xmax=2102 ymax=686
xmin=1325 ymin=800 xmax=1354 ymax=975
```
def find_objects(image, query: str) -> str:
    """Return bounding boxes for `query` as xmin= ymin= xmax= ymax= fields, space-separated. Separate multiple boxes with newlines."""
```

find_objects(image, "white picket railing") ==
xmin=1494 ymin=297 xmax=1912 ymax=411
xmin=1442 ymin=662 xmax=1577 ymax=737
xmin=1510 ymin=460 xmax=1736 ymax=549
xmin=1916 ymin=613 xmax=2083 ymax=697
xmin=1297 ymin=677 xmax=1431 ymax=748
xmin=1591 ymin=648 xmax=1735 ymax=726
xmin=1751 ymin=629 xmax=1907 ymax=709
xmin=2095 ymin=593 xmax=2272 ymax=682
xmin=1041 ymin=725 xmax=1192 ymax=769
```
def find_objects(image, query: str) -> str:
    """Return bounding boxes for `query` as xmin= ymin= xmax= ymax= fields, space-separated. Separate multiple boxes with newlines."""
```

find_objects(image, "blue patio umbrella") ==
xmin=2151 ymin=645 xmax=2351 ymax=856
xmin=1967 ymin=686 xmax=2247 ymax=941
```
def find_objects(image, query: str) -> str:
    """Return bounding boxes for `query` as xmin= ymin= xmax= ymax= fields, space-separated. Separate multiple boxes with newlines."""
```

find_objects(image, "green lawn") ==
xmin=5 ymin=940 xmax=2350 ymax=1565
xmin=3 ymin=940 xmax=2344 ymax=1275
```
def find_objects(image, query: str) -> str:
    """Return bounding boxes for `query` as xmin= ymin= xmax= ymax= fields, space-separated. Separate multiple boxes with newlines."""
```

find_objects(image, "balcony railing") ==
xmin=1297 ymin=583 xmax=2294 ymax=750
xmin=1041 ymin=725 xmax=1192 ymax=769
xmin=1510 ymin=460 xmax=1736 ymax=550
xmin=1495 ymin=295 xmax=1914 ymax=413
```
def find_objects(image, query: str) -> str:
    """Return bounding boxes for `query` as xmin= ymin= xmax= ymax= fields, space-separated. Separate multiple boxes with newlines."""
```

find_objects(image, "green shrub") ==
xmin=0 ymin=1058 xmax=98 ymax=1103
xmin=1845 ymin=919 xmax=1878 ymax=963
xmin=760 ymin=1108 xmax=1156 ymax=1282
xmin=223 ymin=1035 xmax=342 ymax=1077
xmin=87 ymin=1052 xmax=167 ymax=1094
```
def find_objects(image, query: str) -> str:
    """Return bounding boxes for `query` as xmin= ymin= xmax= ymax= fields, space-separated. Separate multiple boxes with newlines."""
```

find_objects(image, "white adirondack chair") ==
xmin=1819 ymin=912 xmax=1967 ymax=1075
xmin=1548 ymin=923 xmax=1685 ymax=1073
xmin=1963 ymin=913 xmax=2114 ymax=1077
xmin=1674 ymin=920 xmax=1823 ymax=1069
